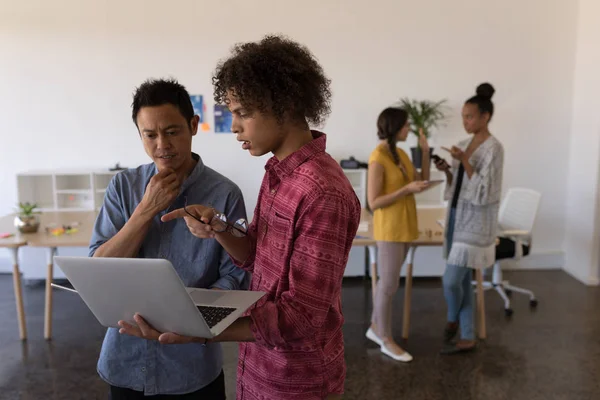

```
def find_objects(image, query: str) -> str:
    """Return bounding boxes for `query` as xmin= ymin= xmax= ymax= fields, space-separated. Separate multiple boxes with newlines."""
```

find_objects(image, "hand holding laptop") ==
xmin=118 ymin=311 xmax=253 ymax=346
xmin=53 ymin=257 xmax=265 ymax=339
xmin=118 ymin=313 xmax=204 ymax=345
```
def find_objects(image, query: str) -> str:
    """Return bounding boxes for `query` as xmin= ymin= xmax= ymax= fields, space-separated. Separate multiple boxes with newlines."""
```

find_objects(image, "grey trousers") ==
xmin=371 ymin=241 xmax=409 ymax=338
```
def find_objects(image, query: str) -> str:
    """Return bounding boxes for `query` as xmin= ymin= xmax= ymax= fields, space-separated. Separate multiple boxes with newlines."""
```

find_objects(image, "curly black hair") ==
xmin=212 ymin=34 xmax=332 ymax=127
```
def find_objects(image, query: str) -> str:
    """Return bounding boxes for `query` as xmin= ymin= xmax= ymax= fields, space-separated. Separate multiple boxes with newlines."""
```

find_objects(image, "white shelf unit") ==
xmin=17 ymin=169 xmax=119 ymax=212
xmin=342 ymin=169 xmax=367 ymax=207
xmin=341 ymin=168 xmax=367 ymax=277
xmin=8 ymin=169 xmax=120 ymax=281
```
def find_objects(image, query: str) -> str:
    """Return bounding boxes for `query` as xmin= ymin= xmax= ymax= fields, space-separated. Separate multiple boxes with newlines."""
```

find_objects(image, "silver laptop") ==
xmin=53 ymin=256 xmax=265 ymax=338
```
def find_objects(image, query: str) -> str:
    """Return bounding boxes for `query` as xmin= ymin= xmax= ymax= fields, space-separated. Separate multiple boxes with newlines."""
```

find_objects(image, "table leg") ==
xmin=475 ymin=268 xmax=486 ymax=339
xmin=44 ymin=247 xmax=57 ymax=340
xmin=368 ymin=245 xmax=377 ymax=305
xmin=402 ymin=246 xmax=417 ymax=340
xmin=363 ymin=247 xmax=369 ymax=281
xmin=10 ymin=247 xmax=27 ymax=341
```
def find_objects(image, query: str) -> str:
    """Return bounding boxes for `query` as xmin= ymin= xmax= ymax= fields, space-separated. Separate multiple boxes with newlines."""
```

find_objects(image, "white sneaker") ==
xmin=366 ymin=328 xmax=413 ymax=362
xmin=365 ymin=327 xmax=383 ymax=346
xmin=381 ymin=343 xmax=413 ymax=363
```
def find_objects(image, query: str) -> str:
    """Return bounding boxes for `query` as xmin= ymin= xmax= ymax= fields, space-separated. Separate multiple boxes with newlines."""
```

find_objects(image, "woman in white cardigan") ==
xmin=434 ymin=82 xmax=504 ymax=354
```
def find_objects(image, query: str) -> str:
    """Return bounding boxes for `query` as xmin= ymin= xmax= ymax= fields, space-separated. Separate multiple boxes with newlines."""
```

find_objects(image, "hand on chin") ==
xmin=156 ymin=159 xmax=178 ymax=171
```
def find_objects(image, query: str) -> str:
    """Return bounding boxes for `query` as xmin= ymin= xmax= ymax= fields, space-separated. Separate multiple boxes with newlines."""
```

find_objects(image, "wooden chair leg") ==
xmin=402 ymin=246 xmax=417 ymax=340
xmin=44 ymin=247 xmax=57 ymax=340
xmin=476 ymin=268 xmax=486 ymax=339
xmin=11 ymin=248 xmax=27 ymax=341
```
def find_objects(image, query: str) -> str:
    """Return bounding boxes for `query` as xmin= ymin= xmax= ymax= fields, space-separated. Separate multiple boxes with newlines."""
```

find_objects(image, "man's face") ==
xmin=227 ymin=94 xmax=284 ymax=158
xmin=136 ymin=104 xmax=198 ymax=172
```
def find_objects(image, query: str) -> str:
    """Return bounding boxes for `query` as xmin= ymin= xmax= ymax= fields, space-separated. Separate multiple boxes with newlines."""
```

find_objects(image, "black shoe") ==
xmin=440 ymin=342 xmax=477 ymax=355
xmin=443 ymin=324 xmax=458 ymax=344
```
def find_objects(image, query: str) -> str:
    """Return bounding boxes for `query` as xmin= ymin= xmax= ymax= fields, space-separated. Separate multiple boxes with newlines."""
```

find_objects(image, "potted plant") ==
xmin=398 ymin=98 xmax=448 ymax=169
xmin=14 ymin=202 xmax=41 ymax=233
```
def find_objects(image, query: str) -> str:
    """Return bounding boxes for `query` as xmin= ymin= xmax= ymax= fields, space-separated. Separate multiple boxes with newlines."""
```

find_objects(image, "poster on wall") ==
xmin=214 ymin=104 xmax=233 ymax=133
xmin=190 ymin=94 xmax=205 ymax=122
xmin=190 ymin=95 xmax=210 ymax=131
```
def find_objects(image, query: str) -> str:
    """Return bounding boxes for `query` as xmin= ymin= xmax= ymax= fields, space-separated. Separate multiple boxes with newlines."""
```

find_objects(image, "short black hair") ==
xmin=131 ymin=78 xmax=194 ymax=126
xmin=466 ymin=82 xmax=495 ymax=119
xmin=212 ymin=34 xmax=332 ymax=126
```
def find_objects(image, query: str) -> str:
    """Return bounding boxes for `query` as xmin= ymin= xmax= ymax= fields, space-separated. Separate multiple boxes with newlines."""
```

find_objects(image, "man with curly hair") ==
xmin=120 ymin=34 xmax=361 ymax=400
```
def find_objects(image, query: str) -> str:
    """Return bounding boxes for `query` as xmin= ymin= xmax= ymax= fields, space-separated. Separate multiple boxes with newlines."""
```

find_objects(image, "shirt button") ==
xmin=270 ymin=189 xmax=276 ymax=194
xmin=141 ymin=367 xmax=146 ymax=372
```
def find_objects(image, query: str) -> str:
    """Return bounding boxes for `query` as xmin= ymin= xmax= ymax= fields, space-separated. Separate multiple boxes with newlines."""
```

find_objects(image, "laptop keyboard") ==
xmin=196 ymin=306 xmax=237 ymax=328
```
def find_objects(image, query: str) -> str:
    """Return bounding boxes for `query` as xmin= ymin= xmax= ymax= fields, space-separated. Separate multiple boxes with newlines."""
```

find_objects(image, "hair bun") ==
xmin=476 ymin=82 xmax=495 ymax=99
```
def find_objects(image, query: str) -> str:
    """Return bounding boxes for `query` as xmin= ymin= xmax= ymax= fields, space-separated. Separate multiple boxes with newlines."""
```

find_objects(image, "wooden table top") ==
xmin=1 ymin=207 xmax=446 ymax=249
xmin=0 ymin=211 xmax=97 ymax=248
xmin=353 ymin=207 xmax=446 ymax=246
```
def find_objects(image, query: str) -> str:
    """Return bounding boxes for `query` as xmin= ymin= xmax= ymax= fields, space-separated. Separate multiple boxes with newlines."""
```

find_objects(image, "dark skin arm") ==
xmin=161 ymin=205 xmax=253 ymax=264
xmin=442 ymin=146 xmax=475 ymax=179
xmin=117 ymin=205 xmax=258 ymax=344
xmin=118 ymin=313 xmax=255 ymax=344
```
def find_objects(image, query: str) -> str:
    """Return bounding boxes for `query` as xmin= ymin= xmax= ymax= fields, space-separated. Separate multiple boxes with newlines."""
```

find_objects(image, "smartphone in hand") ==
xmin=432 ymin=154 xmax=450 ymax=171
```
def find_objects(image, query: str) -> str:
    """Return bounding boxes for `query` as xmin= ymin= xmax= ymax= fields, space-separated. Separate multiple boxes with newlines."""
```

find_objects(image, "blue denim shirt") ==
xmin=89 ymin=153 xmax=250 ymax=395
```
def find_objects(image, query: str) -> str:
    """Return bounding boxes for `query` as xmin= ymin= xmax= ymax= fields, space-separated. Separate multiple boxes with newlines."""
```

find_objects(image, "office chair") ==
xmin=476 ymin=188 xmax=542 ymax=316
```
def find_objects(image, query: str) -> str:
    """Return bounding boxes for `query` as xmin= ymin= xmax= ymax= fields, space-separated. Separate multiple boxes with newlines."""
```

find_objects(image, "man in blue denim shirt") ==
xmin=89 ymin=78 xmax=249 ymax=399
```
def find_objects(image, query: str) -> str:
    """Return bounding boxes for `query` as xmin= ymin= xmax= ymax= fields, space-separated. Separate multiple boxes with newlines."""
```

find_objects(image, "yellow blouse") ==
xmin=369 ymin=144 xmax=418 ymax=243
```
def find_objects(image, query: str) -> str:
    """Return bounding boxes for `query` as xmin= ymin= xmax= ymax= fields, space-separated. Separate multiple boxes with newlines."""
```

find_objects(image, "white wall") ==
xmin=0 ymin=0 xmax=579 ymax=275
xmin=564 ymin=0 xmax=600 ymax=285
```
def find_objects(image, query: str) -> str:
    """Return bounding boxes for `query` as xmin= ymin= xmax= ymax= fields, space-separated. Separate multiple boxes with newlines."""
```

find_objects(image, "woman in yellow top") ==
xmin=365 ymin=107 xmax=430 ymax=362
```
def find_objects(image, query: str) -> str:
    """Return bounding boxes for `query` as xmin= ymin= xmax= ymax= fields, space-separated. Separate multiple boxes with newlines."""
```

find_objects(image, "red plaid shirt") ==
xmin=233 ymin=132 xmax=361 ymax=400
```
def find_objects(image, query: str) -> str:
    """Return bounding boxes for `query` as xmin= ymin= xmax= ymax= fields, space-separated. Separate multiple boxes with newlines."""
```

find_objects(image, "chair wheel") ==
xmin=505 ymin=289 xmax=512 ymax=297
xmin=505 ymin=308 xmax=513 ymax=317
xmin=530 ymin=299 xmax=538 ymax=308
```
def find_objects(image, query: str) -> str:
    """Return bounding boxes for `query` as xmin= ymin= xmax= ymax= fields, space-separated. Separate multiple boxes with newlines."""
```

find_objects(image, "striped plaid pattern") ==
xmin=234 ymin=132 xmax=361 ymax=400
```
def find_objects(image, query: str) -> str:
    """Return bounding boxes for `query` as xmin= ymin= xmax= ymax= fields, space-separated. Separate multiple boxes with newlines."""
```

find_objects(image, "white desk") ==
xmin=0 ymin=211 xmax=97 ymax=340
xmin=352 ymin=208 xmax=487 ymax=340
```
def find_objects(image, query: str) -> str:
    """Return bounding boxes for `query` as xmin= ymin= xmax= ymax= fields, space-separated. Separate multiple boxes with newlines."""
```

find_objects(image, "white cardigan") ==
xmin=443 ymin=136 xmax=504 ymax=269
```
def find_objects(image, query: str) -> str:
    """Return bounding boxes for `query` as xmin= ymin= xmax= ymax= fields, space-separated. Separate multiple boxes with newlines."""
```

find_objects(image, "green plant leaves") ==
xmin=16 ymin=201 xmax=39 ymax=216
xmin=398 ymin=98 xmax=448 ymax=138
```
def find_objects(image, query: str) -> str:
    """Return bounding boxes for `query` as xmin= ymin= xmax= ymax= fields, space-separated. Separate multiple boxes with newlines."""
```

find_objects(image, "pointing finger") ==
xmin=161 ymin=208 xmax=187 ymax=222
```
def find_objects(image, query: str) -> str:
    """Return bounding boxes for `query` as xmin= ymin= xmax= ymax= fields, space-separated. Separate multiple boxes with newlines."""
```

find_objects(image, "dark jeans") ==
xmin=109 ymin=370 xmax=226 ymax=399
